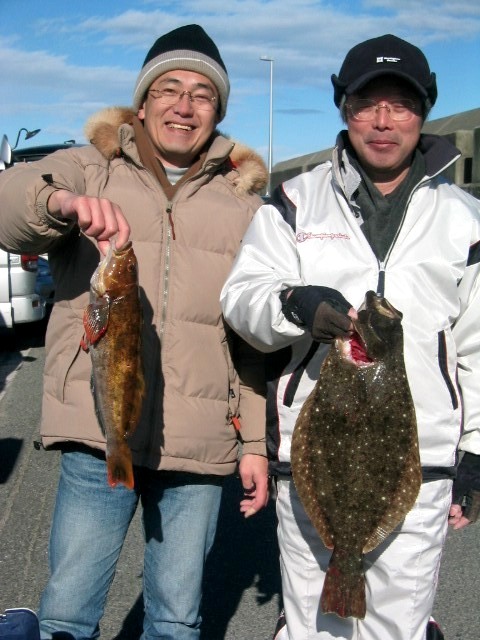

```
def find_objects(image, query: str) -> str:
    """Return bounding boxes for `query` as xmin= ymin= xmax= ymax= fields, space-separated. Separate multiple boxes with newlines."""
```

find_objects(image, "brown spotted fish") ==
xmin=291 ymin=291 xmax=421 ymax=619
xmin=82 ymin=240 xmax=145 ymax=490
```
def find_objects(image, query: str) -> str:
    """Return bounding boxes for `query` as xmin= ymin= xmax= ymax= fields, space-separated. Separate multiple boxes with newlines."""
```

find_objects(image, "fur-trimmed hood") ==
xmin=84 ymin=106 xmax=268 ymax=195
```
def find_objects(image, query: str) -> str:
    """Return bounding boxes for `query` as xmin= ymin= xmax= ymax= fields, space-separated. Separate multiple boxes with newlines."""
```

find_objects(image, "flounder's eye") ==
xmin=127 ymin=263 xmax=135 ymax=272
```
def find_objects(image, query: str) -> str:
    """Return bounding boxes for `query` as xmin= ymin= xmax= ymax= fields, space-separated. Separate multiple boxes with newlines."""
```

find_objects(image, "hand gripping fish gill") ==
xmin=82 ymin=240 xmax=145 ymax=490
xmin=291 ymin=291 xmax=421 ymax=619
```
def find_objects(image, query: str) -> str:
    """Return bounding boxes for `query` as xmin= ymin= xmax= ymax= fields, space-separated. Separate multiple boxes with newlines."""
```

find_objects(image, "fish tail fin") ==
xmin=106 ymin=443 xmax=135 ymax=490
xmin=320 ymin=549 xmax=366 ymax=619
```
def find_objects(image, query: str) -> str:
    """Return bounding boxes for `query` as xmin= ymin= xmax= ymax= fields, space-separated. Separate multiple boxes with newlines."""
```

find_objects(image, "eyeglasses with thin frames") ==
xmin=345 ymin=98 xmax=420 ymax=122
xmin=148 ymin=87 xmax=217 ymax=111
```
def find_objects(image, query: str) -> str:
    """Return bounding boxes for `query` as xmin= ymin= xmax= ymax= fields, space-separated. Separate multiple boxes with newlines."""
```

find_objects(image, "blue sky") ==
xmin=1 ymin=1 xmax=479 ymax=166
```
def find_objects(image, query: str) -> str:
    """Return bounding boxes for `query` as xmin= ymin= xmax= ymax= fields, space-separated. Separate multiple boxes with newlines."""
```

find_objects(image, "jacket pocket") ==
xmin=55 ymin=338 xmax=87 ymax=403
xmin=221 ymin=331 xmax=240 ymax=421
xmin=437 ymin=330 xmax=458 ymax=410
xmin=44 ymin=308 xmax=90 ymax=403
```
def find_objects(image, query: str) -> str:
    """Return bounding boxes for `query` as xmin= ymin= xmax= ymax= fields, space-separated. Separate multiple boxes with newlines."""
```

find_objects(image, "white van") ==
xmin=0 ymin=250 xmax=45 ymax=330
xmin=0 ymin=135 xmax=83 ymax=331
xmin=0 ymin=135 xmax=46 ymax=330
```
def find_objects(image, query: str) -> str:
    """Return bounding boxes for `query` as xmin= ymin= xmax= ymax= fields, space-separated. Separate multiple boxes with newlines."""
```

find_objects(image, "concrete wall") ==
xmin=446 ymin=127 xmax=480 ymax=198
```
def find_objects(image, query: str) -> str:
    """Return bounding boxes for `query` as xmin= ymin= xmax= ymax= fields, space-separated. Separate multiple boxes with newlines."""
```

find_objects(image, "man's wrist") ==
xmin=464 ymin=489 xmax=480 ymax=523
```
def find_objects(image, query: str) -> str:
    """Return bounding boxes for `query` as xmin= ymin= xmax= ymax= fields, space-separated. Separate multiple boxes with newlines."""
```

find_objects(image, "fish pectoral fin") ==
xmin=83 ymin=300 xmax=110 ymax=346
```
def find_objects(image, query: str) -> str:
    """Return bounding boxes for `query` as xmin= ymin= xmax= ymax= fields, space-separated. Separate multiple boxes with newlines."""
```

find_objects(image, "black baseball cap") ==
xmin=331 ymin=34 xmax=437 ymax=110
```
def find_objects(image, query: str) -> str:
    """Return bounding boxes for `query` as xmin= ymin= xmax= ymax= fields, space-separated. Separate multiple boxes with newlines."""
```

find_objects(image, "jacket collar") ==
xmin=84 ymin=106 xmax=268 ymax=195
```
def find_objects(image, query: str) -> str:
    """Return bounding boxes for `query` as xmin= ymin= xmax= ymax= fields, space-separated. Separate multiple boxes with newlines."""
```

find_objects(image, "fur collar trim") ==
xmin=84 ymin=107 xmax=268 ymax=194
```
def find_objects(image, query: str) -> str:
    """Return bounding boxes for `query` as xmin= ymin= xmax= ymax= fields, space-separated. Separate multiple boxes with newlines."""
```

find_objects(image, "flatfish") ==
xmin=290 ymin=291 xmax=421 ymax=618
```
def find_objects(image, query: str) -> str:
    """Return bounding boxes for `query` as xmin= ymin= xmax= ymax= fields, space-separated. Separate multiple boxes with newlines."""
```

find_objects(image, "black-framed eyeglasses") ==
xmin=148 ymin=88 xmax=217 ymax=111
xmin=345 ymin=98 xmax=420 ymax=122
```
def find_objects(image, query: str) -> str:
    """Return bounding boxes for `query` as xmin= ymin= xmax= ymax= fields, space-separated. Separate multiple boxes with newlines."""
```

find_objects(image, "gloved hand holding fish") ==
xmin=82 ymin=239 xmax=145 ymax=490
xmin=281 ymin=285 xmax=354 ymax=343
xmin=291 ymin=291 xmax=421 ymax=619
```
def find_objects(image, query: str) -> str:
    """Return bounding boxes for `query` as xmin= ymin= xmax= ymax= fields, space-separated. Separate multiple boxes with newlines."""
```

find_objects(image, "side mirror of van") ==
xmin=0 ymin=135 xmax=12 ymax=171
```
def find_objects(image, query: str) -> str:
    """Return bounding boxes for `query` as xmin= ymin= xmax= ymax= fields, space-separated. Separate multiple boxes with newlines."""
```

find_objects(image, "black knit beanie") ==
xmin=133 ymin=24 xmax=230 ymax=121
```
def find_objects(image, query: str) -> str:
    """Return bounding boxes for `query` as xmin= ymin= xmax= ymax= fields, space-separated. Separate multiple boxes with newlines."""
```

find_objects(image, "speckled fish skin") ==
xmin=291 ymin=291 xmax=421 ymax=619
xmin=83 ymin=240 xmax=145 ymax=490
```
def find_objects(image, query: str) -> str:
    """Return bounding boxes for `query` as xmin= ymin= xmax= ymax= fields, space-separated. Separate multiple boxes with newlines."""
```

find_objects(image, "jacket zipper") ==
xmin=147 ymin=198 xmax=174 ymax=456
xmin=374 ymin=175 xmax=432 ymax=296
xmin=159 ymin=200 xmax=174 ymax=339
xmin=132 ymin=142 xmax=232 ymax=343
xmin=145 ymin=155 xmax=234 ymax=456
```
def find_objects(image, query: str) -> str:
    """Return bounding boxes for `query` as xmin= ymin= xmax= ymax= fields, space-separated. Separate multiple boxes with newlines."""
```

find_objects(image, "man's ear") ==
xmin=138 ymin=104 xmax=146 ymax=121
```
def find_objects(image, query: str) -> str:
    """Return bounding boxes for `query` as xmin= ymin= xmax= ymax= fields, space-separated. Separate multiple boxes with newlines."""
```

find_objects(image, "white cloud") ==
xmin=1 ymin=1 xmax=479 ymax=156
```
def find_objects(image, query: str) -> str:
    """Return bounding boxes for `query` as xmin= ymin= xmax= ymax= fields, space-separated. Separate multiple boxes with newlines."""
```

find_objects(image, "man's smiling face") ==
xmin=138 ymin=69 xmax=220 ymax=168
xmin=345 ymin=77 xmax=423 ymax=191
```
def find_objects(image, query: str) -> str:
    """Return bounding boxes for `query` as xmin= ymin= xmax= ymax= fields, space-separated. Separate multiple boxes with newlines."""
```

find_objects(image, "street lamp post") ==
xmin=13 ymin=127 xmax=41 ymax=150
xmin=260 ymin=56 xmax=274 ymax=196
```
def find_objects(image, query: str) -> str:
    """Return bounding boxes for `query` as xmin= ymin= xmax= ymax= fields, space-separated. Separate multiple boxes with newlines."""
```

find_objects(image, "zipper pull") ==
xmin=166 ymin=203 xmax=176 ymax=240
xmin=377 ymin=263 xmax=385 ymax=297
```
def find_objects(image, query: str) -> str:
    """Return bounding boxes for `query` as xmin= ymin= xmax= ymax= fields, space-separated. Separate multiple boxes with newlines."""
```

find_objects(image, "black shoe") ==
xmin=272 ymin=609 xmax=286 ymax=640
xmin=427 ymin=617 xmax=445 ymax=640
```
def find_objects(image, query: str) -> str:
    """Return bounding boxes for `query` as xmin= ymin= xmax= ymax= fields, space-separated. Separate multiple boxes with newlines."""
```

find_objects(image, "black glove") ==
xmin=452 ymin=452 xmax=480 ymax=523
xmin=281 ymin=285 xmax=352 ymax=343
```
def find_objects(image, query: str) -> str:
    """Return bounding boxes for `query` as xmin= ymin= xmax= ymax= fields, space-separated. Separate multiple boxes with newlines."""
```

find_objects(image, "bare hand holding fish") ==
xmin=82 ymin=239 xmax=145 ymax=490
xmin=291 ymin=291 xmax=421 ymax=619
xmin=47 ymin=189 xmax=130 ymax=254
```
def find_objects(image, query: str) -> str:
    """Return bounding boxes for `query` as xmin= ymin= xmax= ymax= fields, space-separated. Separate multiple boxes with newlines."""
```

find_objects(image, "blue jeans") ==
xmin=38 ymin=450 xmax=223 ymax=640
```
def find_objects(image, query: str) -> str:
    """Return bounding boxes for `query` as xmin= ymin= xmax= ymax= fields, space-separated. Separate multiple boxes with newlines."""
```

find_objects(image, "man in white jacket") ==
xmin=221 ymin=34 xmax=480 ymax=640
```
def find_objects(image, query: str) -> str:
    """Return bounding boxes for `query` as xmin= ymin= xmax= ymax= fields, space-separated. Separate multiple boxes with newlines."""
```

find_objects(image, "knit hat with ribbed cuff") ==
xmin=133 ymin=24 xmax=230 ymax=121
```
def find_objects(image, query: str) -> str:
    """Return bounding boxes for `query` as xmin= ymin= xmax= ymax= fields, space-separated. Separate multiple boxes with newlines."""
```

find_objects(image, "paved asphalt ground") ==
xmin=0 ymin=321 xmax=479 ymax=639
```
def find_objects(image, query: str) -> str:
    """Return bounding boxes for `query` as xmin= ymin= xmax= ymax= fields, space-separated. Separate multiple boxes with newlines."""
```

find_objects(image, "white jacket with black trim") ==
xmin=221 ymin=132 xmax=480 ymax=478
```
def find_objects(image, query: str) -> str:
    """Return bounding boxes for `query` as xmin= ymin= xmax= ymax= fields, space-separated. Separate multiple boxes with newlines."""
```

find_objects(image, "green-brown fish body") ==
xmin=82 ymin=240 xmax=145 ymax=490
xmin=291 ymin=291 xmax=421 ymax=619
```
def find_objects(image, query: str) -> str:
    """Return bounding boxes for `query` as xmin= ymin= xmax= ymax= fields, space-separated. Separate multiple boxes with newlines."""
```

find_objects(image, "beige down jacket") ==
xmin=0 ymin=107 xmax=268 ymax=475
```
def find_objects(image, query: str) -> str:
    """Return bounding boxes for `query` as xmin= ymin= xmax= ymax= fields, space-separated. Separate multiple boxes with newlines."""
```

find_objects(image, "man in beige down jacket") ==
xmin=0 ymin=24 xmax=269 ymax=640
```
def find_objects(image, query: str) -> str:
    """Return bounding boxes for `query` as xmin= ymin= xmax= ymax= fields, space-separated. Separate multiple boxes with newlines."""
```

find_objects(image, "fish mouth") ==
xmin=90 ymin=240 xmax=134 ymax=296
xmin=113 ymin=240 xmax=132 ymax=255
xmin=341 ymin=330 xmax=374 ymax=367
